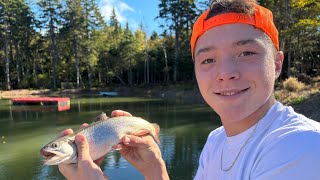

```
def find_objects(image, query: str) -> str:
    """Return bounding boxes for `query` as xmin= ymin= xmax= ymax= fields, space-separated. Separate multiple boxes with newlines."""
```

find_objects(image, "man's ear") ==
xmin=275 ymin=51 xmax=284 ymax=79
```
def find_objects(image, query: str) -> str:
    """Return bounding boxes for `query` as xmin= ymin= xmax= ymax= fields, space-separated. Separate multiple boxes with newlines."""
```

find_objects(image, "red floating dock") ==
xmin=11 ymin=97 xmax=70 ymax=111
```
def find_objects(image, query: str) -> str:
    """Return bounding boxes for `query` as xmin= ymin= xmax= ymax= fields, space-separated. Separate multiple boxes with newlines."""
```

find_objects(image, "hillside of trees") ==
xmin=0 ymin=0 xmax=319 ymax=90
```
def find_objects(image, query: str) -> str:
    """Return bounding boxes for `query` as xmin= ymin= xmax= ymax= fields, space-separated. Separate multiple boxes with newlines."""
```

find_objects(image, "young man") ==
xmin=58 ymin=0 xmax=320 ymax=179
xmin=191 ymin=0 xmax=320 ymax=179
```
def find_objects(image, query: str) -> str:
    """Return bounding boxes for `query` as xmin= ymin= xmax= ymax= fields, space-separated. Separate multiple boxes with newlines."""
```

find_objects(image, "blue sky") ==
xmin=97 ymin=0 xmax=162 ymax=36
xmin=29 ymin=0 xmax=162 ymax=36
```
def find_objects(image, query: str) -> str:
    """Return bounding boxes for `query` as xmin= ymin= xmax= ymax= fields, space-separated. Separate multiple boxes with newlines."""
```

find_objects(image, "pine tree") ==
xmin=37 ymin=0 xmax=62 ymax=89
xmin=110 ymin=7 xmax=119 ymax=31
xmin=0 ymin=0 xmax=35 ymax=89
xmin=82 ymin=0 xmax=106 ymax=88
xmin=157 ymin=0 xmax=197 ymax=82
xmin=0 ymin=0 xmax=11 ymax=90
xmin=62 ymin=0 xmax=86 ymax=88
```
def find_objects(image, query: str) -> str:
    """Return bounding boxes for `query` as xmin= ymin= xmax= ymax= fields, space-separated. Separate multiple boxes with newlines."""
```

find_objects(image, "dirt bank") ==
xmin=291 ymin=92 xmax=320 ymax=121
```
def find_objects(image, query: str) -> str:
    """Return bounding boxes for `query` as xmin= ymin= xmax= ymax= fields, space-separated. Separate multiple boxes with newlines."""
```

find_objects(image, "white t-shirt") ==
xmin=194 ymin=102 xmax=320 ymax=180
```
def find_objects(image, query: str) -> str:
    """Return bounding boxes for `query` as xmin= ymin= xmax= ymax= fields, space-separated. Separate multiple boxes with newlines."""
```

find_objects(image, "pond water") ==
xmin=0 ymin=97 xmax=221 ymax=180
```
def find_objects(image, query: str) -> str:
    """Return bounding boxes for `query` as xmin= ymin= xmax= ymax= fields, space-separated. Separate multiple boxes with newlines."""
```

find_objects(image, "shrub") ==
xmin=283 ymin=77 xmax=306 ymax=92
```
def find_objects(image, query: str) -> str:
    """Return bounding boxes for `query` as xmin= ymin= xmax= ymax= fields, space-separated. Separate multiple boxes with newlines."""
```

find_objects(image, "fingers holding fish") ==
xmin=74 ymin=133 xmax=109 ymax=179
xmin=121 ymin=135 xmax=148 ymax=148
xmin=111 ymin=110 xmax=132 ymax=117
xmin=75 ymin=134 xmax=89 ymax=160
xmin=58 ymin=133 xmax=108 ymax=180
xmin=57 ymin=124 xmax=87 ymax=138
xmin=58 ymin=163 xmax=76 ymax=179
xmin=119 ymin=134 xmax=166 ymax=177
xmin=58 ymin=128 xmax=73 ymax=138
xmin=80 ymin=123 xmax=89 ymax=130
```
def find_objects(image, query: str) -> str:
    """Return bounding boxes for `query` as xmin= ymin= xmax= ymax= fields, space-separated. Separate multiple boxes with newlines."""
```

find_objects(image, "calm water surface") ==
xmin=0 ymin=97 xmax=221 ymax=180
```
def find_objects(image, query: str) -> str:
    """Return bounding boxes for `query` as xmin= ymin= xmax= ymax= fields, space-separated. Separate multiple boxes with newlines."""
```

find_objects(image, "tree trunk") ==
xmin=14 ymin=42 xmax=20 ymax=88
xmin=4 ymin=30 xmax=10 ymax=90
xmin=50 ymin=44 xmax=58 ymax=89
xmin=287 ymin=37 xmax=292 ymax=76
xmin=88 ymin=66 xmax=92 ymax=88
xmin=146 ymin=57 xmax=150 ymax=84
xmin=105 ymin=60 xmax=110 ymax=84
xmin=98 ymin=71 xmax=101 ymax=84
xmin=163 ymin=43 xmax=169 ymax=83
xmin=281 ymin=0 xmax=289 ymax=52
xmin=50 ymin=31 xmax=58 ymax=89
xmin=116 ymin=75 xmax=126 ymax=85
xmin=74 ymin=39 xmax=80 ymax=88
xmin=128 ymin=67 xmax=133 ymax=86
xmin=144 ymin=56 xmax=150 ymax=84
xmin=33 ymin=50 xmax=37 ymax=86
xmin=173 ymin=28 xmax=179 ymax=82
xmin=49 ymin=2 xmax=58 ymax=89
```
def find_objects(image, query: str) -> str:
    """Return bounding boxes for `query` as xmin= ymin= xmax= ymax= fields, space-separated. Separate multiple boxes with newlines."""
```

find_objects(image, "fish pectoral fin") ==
xmin=112 ymin=144 xmax=123 ymax=150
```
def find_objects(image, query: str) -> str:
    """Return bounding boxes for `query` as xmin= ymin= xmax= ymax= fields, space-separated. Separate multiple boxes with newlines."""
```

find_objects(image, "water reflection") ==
xmin=11 ymin=105 xmax=70 ymax=112
xmin=0 ymin=98 xmax=220 ymax=180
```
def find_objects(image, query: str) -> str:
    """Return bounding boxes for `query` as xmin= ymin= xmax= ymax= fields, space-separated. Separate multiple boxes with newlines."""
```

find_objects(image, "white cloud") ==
xmin=98 ymin=0 xmax=135 ymax=25
xmin=118 ymin=1 xmax=134 ymax=13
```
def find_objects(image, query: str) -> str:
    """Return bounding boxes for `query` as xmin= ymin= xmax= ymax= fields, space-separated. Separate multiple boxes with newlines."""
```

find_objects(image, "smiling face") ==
xmin=194 ymin=23 xmax=283 ymax=133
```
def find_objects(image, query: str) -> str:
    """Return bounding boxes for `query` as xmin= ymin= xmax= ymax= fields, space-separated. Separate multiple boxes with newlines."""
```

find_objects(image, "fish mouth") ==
xmin=40 ymin=149 xmax=70 ymax=165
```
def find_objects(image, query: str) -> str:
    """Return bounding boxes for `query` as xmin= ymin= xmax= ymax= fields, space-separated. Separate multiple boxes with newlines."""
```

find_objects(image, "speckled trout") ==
xmin=40 ymin=113 xmax=160 ymax=165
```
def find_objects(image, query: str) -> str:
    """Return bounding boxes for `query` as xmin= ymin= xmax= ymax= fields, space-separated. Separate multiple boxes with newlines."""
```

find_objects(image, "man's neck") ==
xmin=222 ymin=97 xmax=276 ymax=137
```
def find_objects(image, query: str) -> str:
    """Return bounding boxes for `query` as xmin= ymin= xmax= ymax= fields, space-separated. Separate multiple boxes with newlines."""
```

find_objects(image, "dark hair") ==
xmin=206 ymin=0 xmax=257 ymax=20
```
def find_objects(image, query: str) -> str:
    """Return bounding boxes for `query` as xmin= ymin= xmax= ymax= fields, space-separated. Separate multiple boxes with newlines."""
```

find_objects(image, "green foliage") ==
xmin=290 ymin=96 xmax=307 ymax=105
xmin=0 ymin=0 xmax=319 ymax=89
xmin=0 ymin=0 xmax=35 ymax=90
xmin=37 ymin=73 xmax=50 ymax=88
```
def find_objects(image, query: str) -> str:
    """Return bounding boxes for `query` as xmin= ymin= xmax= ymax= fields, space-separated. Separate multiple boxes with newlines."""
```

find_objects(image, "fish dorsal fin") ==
xmin=93 ymin=112 xmax=109 ymax=123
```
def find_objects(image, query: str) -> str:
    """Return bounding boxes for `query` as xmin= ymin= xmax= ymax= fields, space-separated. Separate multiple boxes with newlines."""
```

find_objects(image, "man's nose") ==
xmin=215 ymin=58 xmax=240 ymax=81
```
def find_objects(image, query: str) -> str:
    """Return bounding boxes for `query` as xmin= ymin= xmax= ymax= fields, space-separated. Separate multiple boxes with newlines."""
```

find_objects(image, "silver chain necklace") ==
xmin=220 ymin=123 xmax=259 ymax=171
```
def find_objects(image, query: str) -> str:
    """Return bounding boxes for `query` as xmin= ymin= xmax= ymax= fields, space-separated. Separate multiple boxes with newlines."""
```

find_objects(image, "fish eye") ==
xmin=52 ymin=143 xmax=58 ymax=148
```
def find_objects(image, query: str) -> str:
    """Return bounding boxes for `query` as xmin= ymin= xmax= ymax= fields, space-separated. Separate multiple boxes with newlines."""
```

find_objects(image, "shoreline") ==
xmin=1 ymin=86 xmax=319 ymax=121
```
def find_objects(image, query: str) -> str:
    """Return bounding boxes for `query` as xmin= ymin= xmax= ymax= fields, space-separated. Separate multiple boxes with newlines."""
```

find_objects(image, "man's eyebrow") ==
xmin=195 ymin=39 xmax=260 ymax=57
xmin=233 ymin=39 xmax=260 ymax=47
xmin=195 ymin=46 xmax=216 ymax=57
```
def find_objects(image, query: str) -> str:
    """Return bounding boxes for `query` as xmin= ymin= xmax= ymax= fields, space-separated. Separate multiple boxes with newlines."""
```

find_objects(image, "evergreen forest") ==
xmin=0 ymin=0 xmax=319 ymax=90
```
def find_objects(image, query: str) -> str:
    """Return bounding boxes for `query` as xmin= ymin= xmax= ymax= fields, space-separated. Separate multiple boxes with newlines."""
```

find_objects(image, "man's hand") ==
xmin=112 ymin=110 xmax=169 ymax=180
xmin=57 ymin=130 xmax=108 ymax=180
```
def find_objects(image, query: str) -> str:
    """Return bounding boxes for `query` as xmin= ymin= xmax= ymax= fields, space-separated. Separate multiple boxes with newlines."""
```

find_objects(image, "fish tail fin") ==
xmin=152 ymin=123 xmax=161 ymax=144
